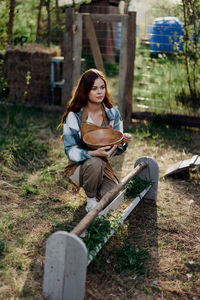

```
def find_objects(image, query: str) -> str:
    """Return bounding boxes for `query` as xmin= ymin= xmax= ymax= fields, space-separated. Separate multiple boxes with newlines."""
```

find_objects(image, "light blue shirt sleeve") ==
xmin=63 ymin=112 xmax=91 ymax=163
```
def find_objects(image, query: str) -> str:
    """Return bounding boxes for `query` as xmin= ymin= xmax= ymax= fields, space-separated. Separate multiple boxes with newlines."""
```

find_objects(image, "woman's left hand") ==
xmin=123 ymin=133 xmax=132 ymax=144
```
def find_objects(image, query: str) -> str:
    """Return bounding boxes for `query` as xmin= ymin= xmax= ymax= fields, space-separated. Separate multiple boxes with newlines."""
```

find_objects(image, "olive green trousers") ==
xmin=69 ymin=157 xmax=117 ymax=199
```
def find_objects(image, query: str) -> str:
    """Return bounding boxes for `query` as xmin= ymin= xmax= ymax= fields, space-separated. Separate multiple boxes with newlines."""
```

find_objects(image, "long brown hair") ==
xmin=59 ymin=69 xmax=113 ymax=126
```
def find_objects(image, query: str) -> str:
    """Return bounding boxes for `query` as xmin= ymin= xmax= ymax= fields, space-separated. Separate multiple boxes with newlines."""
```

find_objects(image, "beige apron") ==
xmin=64 ymin=104 xmax=119 ymax=185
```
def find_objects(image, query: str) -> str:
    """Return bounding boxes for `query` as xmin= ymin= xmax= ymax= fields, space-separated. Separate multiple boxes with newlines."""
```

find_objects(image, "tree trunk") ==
xmin=7 ymin=0 xmax=16 ymax=44
xmin=46 ymin=0 xmax=51 ymax=47
xmin=36 ymin=0 xmax=43 ymax=43
xmin=55 ymin=0 xmax=60 ymax=25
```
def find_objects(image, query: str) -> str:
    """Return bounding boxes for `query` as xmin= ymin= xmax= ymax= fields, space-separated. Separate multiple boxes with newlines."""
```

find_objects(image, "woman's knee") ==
xmin=83 ymin=157 xmax=105 ymax=173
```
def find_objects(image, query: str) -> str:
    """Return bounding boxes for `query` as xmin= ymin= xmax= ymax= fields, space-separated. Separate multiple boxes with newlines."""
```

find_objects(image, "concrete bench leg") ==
xmin=134 ymin=156 xmax=159 ymax=201
xmin=43 ymin=231 xmax=87 ymax=300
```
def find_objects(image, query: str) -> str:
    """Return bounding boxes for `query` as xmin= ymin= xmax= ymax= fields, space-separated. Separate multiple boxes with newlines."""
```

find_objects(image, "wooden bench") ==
xmin=43 ymin=156 xmax=159 ymax=300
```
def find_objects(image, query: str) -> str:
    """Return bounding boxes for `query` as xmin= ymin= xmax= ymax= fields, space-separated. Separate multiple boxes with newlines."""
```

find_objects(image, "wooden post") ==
xmin=118 ymin=15 xmax=128 ymax=122
xmin=118 ymin=12 xmax=136 ymax=128
xmin=43 ymin=231 xmax=87 ymax=300
xmin=73 ymin=13 xmax=83 ymax=88
xmin=124 ymin=11 xmax=136 ymax=127
xmin=83 ymin=13 xmax=106 ymax=74
xmin=62 ymin=7 xmax=74 ymax=107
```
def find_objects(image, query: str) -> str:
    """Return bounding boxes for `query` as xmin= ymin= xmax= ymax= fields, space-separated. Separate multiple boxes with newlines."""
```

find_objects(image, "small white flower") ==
xmin=106 ymin=259 xmax=111 ymax=264
xmin=186 ymin=273 xmax=192 ymax=279
xmin=189 ymin=260 xmax=194 ymax=264
xmin=152 ymin=280 xmax=160 ymax=286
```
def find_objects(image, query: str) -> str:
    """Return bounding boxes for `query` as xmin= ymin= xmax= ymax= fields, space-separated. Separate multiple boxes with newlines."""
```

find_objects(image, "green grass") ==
xmin=0 ymin=103 xmax=199 ymax=299
xmin=112 ymin=243 xmax=149 ymax=275
xmin=0 ymin=105 xmax=53 ymax=170
xmin=134 ymin=43 xmax=200 ymax=115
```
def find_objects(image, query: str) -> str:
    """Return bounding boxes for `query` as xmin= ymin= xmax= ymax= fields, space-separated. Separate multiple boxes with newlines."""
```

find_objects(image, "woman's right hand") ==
xmin=88 ymin=144 xmax=117 ymax=158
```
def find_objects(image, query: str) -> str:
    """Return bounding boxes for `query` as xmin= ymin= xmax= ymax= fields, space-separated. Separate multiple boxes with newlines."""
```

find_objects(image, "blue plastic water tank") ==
xmin=150 ymin=17 xmax=184 ymax=53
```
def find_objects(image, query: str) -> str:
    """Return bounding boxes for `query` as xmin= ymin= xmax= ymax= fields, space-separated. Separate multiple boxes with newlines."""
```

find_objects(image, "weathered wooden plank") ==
xmin=43 ymin=231 xmax=87 ymax=300
xmin=73 ymin=13 xmax=83 ymax=88
xmin=164 ymin=155 xmax=200 ymax=177
xmin=132 ymin=111 xmax=200 ymax=128
xmin=89 ymin=13 xmax=124 ymax=23
xmin=62 ymin=7 xmax=74 ymax=106
xmin=83 ymin=14 xmax=105 ymax=74
xmin=99 ymin=190 xmax=125 ymax=217
xmin=123 ymin=11 xmax=136 ymax=127
xmin=118 ymin=15 xmax=128 ymax=121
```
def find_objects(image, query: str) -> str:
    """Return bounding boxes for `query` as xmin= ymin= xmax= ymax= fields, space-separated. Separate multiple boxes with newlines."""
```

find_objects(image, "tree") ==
xmin=46 ymin=0 xmax=51 ymax=47
xmin=181 ymin=0 xmax=200 ymax=106
xmin=7 ymin=0 xmax=16 ymax=44
xmin=36 ymin=0 xmax=43 ymax=43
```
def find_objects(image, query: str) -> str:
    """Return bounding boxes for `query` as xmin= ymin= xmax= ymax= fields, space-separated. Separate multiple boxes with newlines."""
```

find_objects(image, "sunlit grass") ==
xmin=134 ymin=43 xmax=200 ymax=115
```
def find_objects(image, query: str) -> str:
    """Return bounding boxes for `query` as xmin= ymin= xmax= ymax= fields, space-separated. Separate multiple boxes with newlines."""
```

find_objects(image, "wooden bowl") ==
xmin=83 ymin=128 xmax=123 ymax=149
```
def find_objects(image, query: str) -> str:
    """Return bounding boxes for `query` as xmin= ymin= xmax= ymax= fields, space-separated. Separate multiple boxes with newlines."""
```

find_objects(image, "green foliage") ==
xmin=21 ymin=184 xmax=39 ymax=197
xmin=2 ymin=132 xmax=48 ymax=168
xmin=83 ymin=216 xmax=112 ymax=254
xmin=113 ymin=243 xmax=149 ymax=275
xmin=0 ymin=58 xmax=8 ymax=101
xmin=13 ymin=0 xmax=38 ymax=42
xmin=135 ymin=43 xmax=200 ymax=113
xmin=127 ymin=118 xmax=193 ymax=150
xmin=0 ymin=0 xmax=93 ymax=48
xmin=0 ymin=240 xmax=7 ymax=258
xmin=179 ymin=0 xmax=200 ymax=104
xmin=83 ymin=176 xmax=151 ymax=257
xmin=84 ymin=214 xmax=149 ymax=276
xmin=82 ymin=52 xmax=119 ymax=77
xmin=151 ymin=1 xmax=183 ymax=20
xmin=125 ymin=176 xmax=152 ymax=200
xmin=0 ymin=105 xmax=58 ymax=171
xmin=175 ymin=89 xmax=200 ymax=111
xmin=0 ymin=1 xmax=8 ymax=49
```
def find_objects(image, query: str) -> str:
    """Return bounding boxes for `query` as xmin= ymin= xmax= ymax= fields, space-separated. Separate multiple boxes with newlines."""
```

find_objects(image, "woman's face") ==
xmin=88 ymin=77 xmax=106 ymax=104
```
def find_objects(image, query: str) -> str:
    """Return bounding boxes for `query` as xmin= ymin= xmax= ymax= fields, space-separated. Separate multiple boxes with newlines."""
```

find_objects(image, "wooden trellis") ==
xmin=61 ymin=8 xmax=136 ymax=127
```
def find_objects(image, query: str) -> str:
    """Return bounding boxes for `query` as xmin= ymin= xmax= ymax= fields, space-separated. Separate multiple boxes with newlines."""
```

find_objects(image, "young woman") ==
xmin=59 ymin=69 xmax=132 ymax=212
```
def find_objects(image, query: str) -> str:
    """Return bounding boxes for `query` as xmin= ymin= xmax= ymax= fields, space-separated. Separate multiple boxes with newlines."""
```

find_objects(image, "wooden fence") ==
xmin=61 ymin=8 xmax=136 ymax=127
